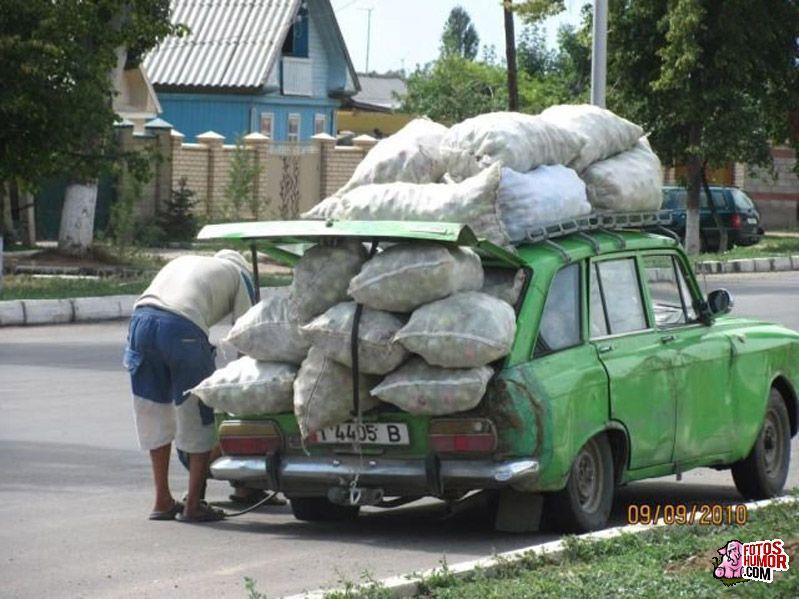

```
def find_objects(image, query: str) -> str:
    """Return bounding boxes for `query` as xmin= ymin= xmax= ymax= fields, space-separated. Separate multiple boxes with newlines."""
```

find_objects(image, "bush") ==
xmin=157 ymin=177 xmax=198 ymax=242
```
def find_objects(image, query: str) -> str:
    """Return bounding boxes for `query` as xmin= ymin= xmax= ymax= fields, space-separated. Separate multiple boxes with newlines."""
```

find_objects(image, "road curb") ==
xmin=694 ymin=254 xmax=799 ymax=275
xmin=288 ymin=495 xmax=799 ymax=599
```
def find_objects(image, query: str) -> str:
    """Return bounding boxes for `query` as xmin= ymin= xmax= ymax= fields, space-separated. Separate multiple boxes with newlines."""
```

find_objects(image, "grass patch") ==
xmin=324 ymin=498 xmax=798 ymax=598
xmin=696 ymin=235 xmax=799 ymax=263
xmin=0 ymin=275 xmax=151 ymax=300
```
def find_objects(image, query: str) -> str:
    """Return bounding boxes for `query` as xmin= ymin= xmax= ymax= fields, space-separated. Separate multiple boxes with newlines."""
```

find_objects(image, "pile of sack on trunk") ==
xmin=304 ymin=104 xmax=662 ymax=246
xmin=189 ymin=242 xmax=523 ymax=437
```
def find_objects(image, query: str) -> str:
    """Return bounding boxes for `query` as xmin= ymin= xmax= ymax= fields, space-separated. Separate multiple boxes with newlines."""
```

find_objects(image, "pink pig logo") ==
xmin=713 ymin=539 xmax=745 ymax=585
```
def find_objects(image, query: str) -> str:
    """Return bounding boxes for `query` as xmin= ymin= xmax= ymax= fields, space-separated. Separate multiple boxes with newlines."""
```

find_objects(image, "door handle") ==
xmin=660 ymin=334 xmax=677 ymax=344
xmin=597 ymin=344 xmax=614 ymax=354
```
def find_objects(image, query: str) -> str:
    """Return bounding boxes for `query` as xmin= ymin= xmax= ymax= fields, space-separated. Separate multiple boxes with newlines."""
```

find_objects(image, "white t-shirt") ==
xmin=135 ymin=256 xmax=253 ymax=334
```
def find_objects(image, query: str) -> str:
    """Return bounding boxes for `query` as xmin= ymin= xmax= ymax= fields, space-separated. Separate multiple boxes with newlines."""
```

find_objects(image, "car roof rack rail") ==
xmin=522 ymin=210 xmax=675 ymax=246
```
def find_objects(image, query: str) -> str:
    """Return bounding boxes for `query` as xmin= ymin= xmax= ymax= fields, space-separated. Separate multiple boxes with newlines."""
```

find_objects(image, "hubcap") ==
xmin=762 ymin=410 xmax=784 ymax=478
xmin=574 ymin=441 xmax=603 ymax=513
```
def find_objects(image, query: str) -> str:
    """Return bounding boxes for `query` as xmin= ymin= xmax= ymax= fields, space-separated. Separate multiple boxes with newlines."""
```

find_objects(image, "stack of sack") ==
xmin=189 ymin=241 xmax=522 ymax=438
xmin=304 ymin=105 xmax=662 ymax=246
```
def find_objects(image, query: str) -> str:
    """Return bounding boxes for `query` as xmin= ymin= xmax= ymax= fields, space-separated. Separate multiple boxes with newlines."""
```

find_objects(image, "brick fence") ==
xmin=117 ymin=120 xmax=376 ymax=222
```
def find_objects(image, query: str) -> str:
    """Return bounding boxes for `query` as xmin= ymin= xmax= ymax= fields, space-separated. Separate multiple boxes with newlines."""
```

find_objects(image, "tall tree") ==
xmin=440 ymin=6 xmax=480 ymax=60
xmin=0 ymin=0 xmax=183 ymax=254
xmin=608 ymin=0 xmax=799 ymax=254
xmin=503 ymin=1 xmax=564 ymax=111
xmin=517 ymin=24 xmax=555 ymax=77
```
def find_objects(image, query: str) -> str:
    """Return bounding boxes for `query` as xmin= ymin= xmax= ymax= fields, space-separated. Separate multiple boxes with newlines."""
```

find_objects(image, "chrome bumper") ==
xmin=211 ymin=454 xmax=539 ymax=496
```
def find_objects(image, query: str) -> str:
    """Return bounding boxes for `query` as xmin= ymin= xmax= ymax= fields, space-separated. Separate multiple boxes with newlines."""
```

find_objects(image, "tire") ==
xmin=543 ymin=435 xmax=614 ymax=533
xmin=289 ymin=497 xmax=360 ymax=522
xmin=731 ymin=389 xmax=791 ymax=499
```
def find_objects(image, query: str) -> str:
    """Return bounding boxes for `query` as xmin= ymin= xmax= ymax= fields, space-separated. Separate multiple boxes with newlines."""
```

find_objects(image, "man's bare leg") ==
xmin=150 ymin=443 xmax=176 ymax=512
xmin=184 ymin=451 xmax=211 ymax=517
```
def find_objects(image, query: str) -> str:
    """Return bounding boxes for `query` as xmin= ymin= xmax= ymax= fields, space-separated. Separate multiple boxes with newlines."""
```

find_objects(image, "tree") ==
xmin=517 ymin=24 xmax=555 ymax=77
xmin=158 ymin=177 xmax=198 ymax=242
xmin=0 ymin=0 xmax=183 ymax=254
xmin=608 ymin=0 xmax=799 ymax=254
xmin=503 ymin=1 xmax=564 ymax=111
xmin=441 ymin=6 xmax=480 ymax=60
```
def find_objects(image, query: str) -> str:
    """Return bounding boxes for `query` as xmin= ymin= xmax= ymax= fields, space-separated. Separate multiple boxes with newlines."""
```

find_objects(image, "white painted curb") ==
xmin=287 ymin=495 xmax=799 ymax=599
xmin=0 ymin=300 xmax=25 ymax=326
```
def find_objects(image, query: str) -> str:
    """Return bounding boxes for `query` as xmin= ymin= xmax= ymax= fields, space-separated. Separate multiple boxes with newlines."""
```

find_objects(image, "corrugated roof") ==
xmin=349 ymin=74 xmax=406 ymax=111
xmin=144 ymin=0 xmax=300 ymax=89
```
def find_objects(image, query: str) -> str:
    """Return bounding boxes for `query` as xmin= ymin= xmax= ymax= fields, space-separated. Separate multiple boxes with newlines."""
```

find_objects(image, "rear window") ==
xmin=730 ymin=189 xmax=755 ymax=211
xmin=663 ymin=189 xmax=726 ymax=210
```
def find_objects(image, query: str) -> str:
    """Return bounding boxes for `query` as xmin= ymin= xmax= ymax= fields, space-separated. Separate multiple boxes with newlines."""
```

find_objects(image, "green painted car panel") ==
xmin=210 ymin=224 xmax=798 ymax=494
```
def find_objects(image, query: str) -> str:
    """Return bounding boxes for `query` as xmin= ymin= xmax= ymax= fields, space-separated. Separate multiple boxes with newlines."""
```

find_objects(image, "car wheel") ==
xmin=289 ymin=497 xmax=360 ymax=522
xmin=731 ymin=389 xmax=791 ymax=499
xmin=543 ymin=435 xmax=614 ymax=533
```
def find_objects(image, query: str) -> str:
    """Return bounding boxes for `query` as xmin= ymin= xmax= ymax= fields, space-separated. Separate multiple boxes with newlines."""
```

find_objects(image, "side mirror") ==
xmin=707 ymin=289 xmax=733 ymax=316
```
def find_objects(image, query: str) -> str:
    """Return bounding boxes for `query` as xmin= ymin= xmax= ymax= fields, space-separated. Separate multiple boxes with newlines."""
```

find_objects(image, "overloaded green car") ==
xmin=202 ymin=217 xmax=798 ymax=532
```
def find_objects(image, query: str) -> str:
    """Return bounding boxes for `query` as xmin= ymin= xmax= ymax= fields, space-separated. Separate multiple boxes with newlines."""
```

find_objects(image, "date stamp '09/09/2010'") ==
xmin=626 ymin=503 xmax=749 ymax=526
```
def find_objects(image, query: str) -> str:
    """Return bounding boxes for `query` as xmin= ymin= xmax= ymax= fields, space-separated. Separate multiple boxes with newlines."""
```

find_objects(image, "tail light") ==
xmin=428 ymin=418 xmax=497 ymax=454
xmin=730 ymin=213 xmax=742 ymax=229
xmin=218 ymin=420 xmax=283 ymax=455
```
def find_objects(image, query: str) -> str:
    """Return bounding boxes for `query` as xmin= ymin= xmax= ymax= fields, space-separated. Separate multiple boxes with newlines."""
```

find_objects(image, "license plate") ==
xmin=313 ymin=422 xmax=410 ymax=445
xmin=747 ymin=217 xmax=757 ymax=224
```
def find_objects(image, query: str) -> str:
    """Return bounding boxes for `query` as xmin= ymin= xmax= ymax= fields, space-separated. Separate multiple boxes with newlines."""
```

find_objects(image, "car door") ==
xmin=589 ymin=255 xmax=677 ymax=470
xmin=640 ymin=253 xmax=734 ymax=464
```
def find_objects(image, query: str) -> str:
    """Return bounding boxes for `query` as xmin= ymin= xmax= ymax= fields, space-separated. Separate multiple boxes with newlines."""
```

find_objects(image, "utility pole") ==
xmin=590 ymin=0 xmax=608 ymax=107
xmin=360 ymin=7 xmax=373 ymax=73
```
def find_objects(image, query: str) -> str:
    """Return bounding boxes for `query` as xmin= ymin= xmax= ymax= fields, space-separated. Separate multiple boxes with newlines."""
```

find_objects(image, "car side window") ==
xmin=675 ymin=260 xmax=698 ymax=321
xmin=535 ymin=263 xmax=581 ymax=356
xmin=642 ymin=255 xmax=688 ymax=326
xmin=589 ymin=263 xmax=609 ymax=337
xmin=593 ymin=258 xmax=648 ymax=336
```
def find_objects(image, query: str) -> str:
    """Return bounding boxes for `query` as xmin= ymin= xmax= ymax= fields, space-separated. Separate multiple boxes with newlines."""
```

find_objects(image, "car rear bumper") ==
xmin=210 ymin=454 xmax=540 ymax=496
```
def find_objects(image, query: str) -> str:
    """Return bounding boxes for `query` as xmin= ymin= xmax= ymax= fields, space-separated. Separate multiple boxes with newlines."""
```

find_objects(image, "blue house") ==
xmin=143 ymin=0 xmax=360 ymax=142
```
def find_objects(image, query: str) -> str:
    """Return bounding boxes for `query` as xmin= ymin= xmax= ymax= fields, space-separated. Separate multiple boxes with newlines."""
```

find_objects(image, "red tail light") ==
xmin=218 ymin=421 xmax=283 ymax=456
xmin=730 ymin=213 xmax=742 ymax=229
xmin=428 ymin=418 xmax=497 ymax=454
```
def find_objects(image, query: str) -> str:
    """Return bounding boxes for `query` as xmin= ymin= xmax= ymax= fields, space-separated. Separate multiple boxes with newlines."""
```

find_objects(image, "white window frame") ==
xmin=287 ymin=113 xmax=301 ymax=141
xmin=314 ymin=113 xmax=327 ymax=135
xmin=260 ymin=112 xmax=275 ymax=138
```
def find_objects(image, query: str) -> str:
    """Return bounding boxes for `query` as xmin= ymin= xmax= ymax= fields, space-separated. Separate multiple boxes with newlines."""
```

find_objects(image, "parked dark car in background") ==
xmin=662 ymin=186 xmax=764 ymax=251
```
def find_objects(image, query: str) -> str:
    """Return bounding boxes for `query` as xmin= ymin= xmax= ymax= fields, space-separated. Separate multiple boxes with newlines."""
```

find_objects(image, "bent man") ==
xmin=124 ymin=250 xmax=255 ymax=522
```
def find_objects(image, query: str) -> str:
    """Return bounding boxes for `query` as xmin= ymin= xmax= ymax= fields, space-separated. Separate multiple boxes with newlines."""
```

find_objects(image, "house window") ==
xmin=260 ymin=112 xmax=274 ymax=138
xmin=287 ymin=113 xmax=301 ymax=141
xmin=314 ymin=113 xmax=327 ymax=135
xmin=282 ymin=2 xmax=309 ymax=58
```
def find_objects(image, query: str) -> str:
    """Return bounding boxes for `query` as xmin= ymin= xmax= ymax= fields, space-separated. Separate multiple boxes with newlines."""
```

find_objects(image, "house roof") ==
xmin=144 ymin=0 xmax=358 ymax=91
xmin=346 ymin=74 xmax=407 ymax=112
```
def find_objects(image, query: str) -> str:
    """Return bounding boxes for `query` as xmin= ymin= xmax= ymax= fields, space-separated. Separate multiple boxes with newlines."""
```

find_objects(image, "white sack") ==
xmin=293 ymin=347 xmax=379 ymax=437
xmin=224 ymin=287 xmax=309 ymax=364
xmin=189 ymin=357 xmax=296 ymax=415
xmin=301 ymin=302 xmax=409 ymax=375
xmin=290 ymin=241 xmax=367 ymax=323
xmin=482 ymin=267 xmax=525 ymax=306
xmin=498 ymin=165 xmax=591 ymax=242
xmin=349 ymin=244 xmax=484 ymax=312
xmin=581 ymin=138 xmax=663 ymax=212
xmin=302 ymin=165 xmax=510 ymax=247
xmin=540 ymin=104 xmax=643 ymax=172
xmin=438 ymin=112 xmax=586 ymax=182
xmin=371 ymin=357 xmax=493 ymax=416
xmin=335 ymin=118 xmax=449 ymax=196
xmin=396 ymin=291 xmax=517 ymax=368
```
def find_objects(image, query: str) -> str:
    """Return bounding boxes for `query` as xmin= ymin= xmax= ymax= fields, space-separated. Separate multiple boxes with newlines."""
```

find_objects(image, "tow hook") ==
xmin=327 ymin=486 xmax=384 ymax=506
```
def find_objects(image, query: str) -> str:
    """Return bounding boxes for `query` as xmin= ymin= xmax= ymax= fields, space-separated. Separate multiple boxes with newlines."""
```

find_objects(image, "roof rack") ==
xmin=522 ymin=210 xmax=677 ymax=246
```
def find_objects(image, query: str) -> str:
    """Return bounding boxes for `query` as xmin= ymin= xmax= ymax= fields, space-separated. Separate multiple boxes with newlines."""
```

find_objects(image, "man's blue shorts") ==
xmin=124 ymin=306 xmax=216 ymax=425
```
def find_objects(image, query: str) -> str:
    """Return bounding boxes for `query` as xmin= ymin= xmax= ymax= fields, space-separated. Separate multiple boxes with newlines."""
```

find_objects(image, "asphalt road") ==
xmin=1 ymin=271 xmax=798 ymax=598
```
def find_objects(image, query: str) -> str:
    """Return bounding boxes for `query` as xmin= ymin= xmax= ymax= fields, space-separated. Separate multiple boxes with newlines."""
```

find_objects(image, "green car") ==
xmin=202 ymin=218 xmax=798 ymax=532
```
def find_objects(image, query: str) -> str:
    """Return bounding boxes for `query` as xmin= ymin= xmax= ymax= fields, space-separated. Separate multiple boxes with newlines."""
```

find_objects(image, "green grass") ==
xmin=0 ymin=275 xmax=152 ymax=300
xmin=321 ymin=498 xmax=798 ymax=598
xmin=696 ymin=235 xmax=799 ymax=263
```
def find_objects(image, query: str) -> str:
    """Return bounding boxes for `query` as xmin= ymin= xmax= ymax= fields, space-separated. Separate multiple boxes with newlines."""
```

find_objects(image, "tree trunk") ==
xmin=684 ymin=125 xmax=703 ymax=255
xmin=58 ymin=182 xmax=98 ymax=255
xmin=503 ymin=1 xmax=519 ymax=111
xmin=0 ymin=182 xmax=16 ymax=242
xmin=702 ymin=163 xmax=728 ymax=253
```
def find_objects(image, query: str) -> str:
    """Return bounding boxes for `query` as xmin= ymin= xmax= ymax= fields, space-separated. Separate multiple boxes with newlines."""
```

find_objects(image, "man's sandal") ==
xmin=175 ymin=504 xmax=226 ymax=523
xmin=148 ymin=501 xmax=184 ymax=521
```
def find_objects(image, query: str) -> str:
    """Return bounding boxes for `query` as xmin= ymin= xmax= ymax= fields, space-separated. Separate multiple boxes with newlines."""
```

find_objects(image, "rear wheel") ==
xmin=290 ymin=497 xmax=360 ymax=522
xmin=731 ymin=389 xmax=791 ymax=499
xmin=544 ymin=435 xmax=614 ymax=533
